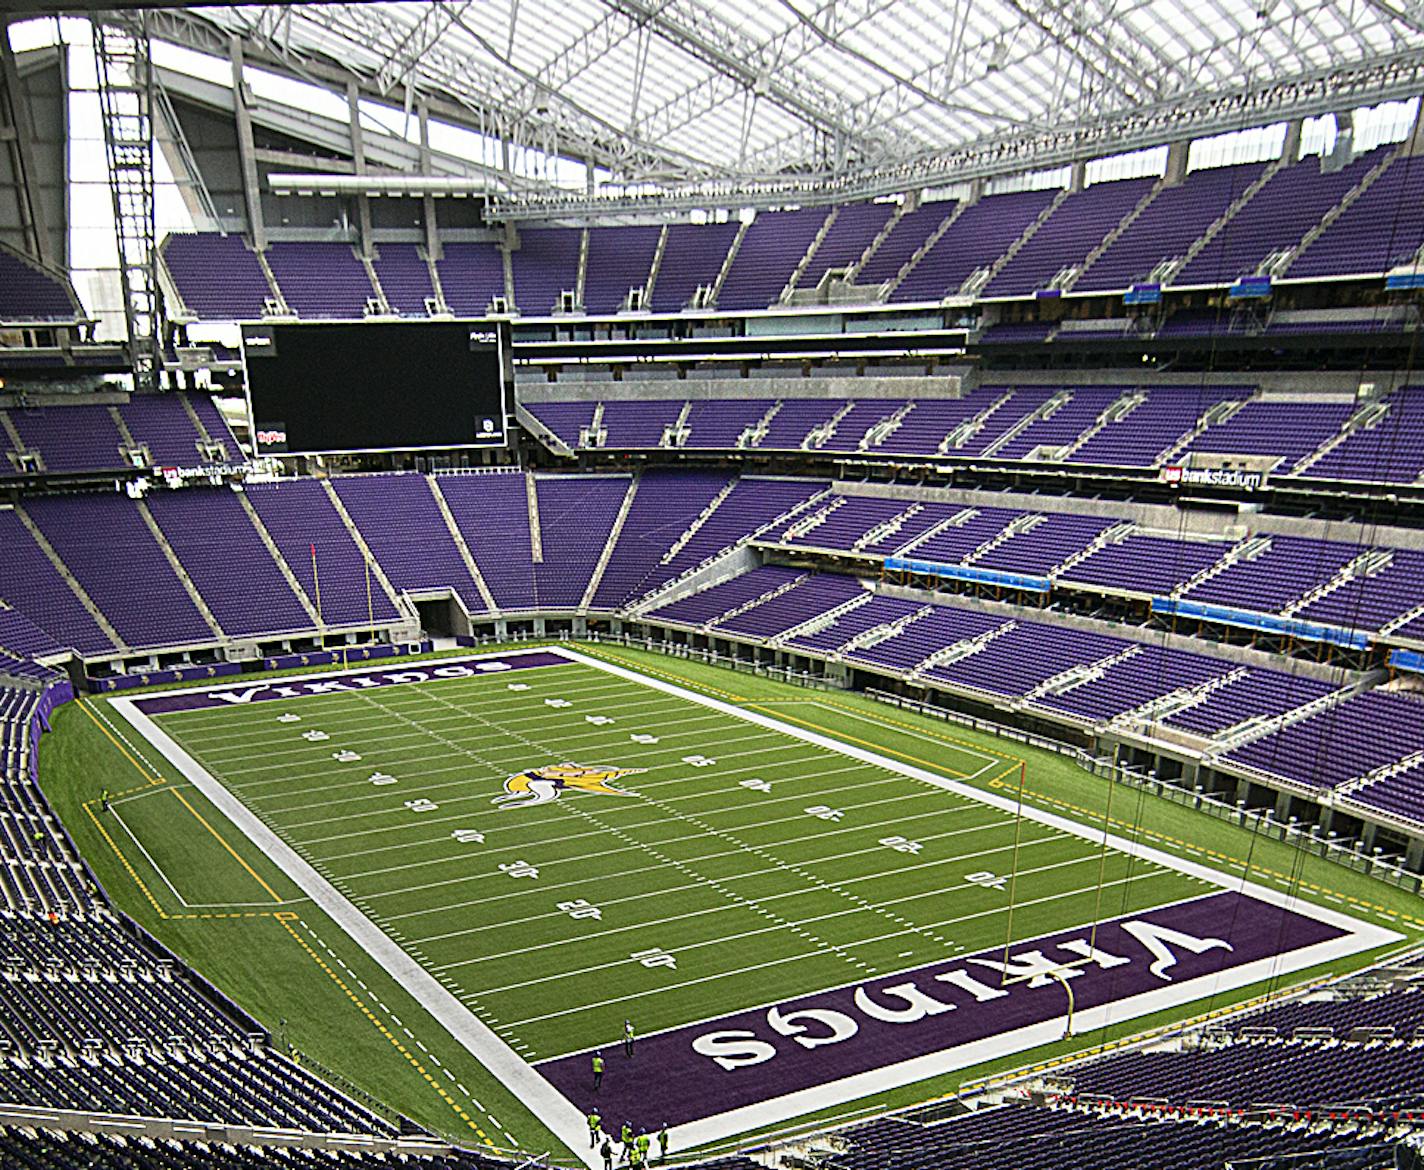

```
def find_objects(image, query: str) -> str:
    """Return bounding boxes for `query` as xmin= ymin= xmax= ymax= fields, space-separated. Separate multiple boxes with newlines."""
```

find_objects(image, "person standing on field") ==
xmin=623 ymin=1018 xmax=635 ymax=1058
xmin=593 ymin=1050 xmax=604 ymax=1090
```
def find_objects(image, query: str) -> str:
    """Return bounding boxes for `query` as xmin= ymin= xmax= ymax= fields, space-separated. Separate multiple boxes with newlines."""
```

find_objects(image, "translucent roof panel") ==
xmin=174 ymin=0 xmax=1424 ymax=190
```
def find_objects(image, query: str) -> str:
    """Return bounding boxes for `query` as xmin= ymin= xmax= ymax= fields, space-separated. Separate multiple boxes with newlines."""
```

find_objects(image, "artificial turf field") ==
xmin=41 ymin=644 xmax=1423 ymax=1163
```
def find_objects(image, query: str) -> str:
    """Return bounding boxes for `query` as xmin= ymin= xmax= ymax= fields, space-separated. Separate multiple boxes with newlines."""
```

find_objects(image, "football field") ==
xmin=109 ymin=647 xmax=1399 ymax=1159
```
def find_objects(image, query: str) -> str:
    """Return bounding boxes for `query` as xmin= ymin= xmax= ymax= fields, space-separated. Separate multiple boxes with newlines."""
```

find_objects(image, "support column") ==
xmin=1406 ymin=836 xmax=1424 ymax=874
xmin=1281 ymin=118 xmax=1303 ymax=165
xmin=1163 ymin=140 xmax=1189 ymax=186
xmin=1068 ymin=159 xmax=1087 ymax=193
xmin=1273 ymin=787 xmax=1292 ymax=820
xmin=418 ymin=101 xmax=441 ymax=262
xmin=1404 ymin=100 xmax=1424 ymax=157
xmin=0 ymin=24 xmax=53 ymax=266
xmin=1323 ymin=111 xmax=1354 ymax=173
xmin=229 ymin=38 xmax=265 ymax=250
xmin=346 ymin=81 xmax=372 ymax=258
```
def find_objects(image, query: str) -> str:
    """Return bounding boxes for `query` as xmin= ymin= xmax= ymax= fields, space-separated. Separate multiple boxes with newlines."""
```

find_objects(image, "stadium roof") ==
xmin=130 ymin=0 xmax=1424 ymax=211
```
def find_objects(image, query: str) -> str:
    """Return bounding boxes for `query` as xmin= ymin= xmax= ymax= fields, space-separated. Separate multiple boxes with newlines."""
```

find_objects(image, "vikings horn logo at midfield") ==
xmin=494 ymin=762 xmax=645 ymax=810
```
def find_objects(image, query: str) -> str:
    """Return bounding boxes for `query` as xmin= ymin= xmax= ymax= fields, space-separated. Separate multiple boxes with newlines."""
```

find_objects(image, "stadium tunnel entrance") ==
xmin=414 ymin=596 xmax=469 ymax=639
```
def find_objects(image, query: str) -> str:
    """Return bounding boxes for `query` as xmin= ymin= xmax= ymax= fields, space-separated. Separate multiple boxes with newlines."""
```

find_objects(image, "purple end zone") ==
xmin=537 ymin=891 xmax=1345 ymax=1131
xmin=132 ymin=650 xmax=573 ymax=715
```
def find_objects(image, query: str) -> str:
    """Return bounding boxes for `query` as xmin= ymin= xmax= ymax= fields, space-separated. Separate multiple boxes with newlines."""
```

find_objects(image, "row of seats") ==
xmin=158 ymin=149 xmax=1422 ymax=320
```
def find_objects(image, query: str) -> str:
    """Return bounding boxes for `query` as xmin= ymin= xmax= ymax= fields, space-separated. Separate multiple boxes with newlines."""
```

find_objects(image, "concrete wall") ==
xmin=516 ymin=373 xmax=965 ymax=403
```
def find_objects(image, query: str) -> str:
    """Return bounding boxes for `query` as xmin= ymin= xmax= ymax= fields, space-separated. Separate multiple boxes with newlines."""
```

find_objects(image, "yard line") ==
xmin=413 ymin=836 xmax=1087 ymax=960
xmin=497 ymin=868 xmax=1173 ymax=1030
xmin=308 ymin=759 xmax=890 ymax=855
xmin=336 ymin=790 xmax=988 ymax=884
xmin=281 ymin=743 xmax=847 ymax=845
xmin=223 ymin=723 xmax=798 ymax=795
xmin=314 ymin=762 xmax=894 ymax=864
xmin=351 ymin=811 xmax=1038 ymax=910
xmin=191 ymin=691 xmax=717 ymax=765
xmin=464 ymin=853 xmax=1136 ymax=994
xmin=273 ymin=742 xmax=834 ymax=830
xmin=378 ymin=815 xmax=1010 ymax=923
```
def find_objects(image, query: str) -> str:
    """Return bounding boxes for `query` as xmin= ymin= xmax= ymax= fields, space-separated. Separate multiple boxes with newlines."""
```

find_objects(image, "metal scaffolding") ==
xmin=92 ymin=15 xmax=163 ymax=391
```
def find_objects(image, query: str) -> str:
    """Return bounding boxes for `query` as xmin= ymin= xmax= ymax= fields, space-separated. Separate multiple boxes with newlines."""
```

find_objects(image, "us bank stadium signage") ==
xmin=1161 ymin=465 xmax=1267 ymax=491
xmin=157 ymin=461 xmax=255 ymax=486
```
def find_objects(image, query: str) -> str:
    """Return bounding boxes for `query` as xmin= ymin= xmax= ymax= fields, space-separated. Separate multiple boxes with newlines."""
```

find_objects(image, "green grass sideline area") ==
xmin=36 ymin=641 xmax=1424 ymax=1160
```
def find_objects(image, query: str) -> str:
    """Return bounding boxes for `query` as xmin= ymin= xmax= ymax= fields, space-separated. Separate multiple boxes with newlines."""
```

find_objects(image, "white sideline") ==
xmin=111 ymin=646 xmax=1404 ymax=1160
xmin=112 ymin=648 xmax=600 ymax=1169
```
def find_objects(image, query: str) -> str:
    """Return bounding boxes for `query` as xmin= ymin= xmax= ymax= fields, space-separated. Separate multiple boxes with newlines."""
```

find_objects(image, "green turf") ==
xmin=37 ymin=642 xmax=1424 ymax=1160
xmin=147 ymin=654 xmax=1211 ymax=1067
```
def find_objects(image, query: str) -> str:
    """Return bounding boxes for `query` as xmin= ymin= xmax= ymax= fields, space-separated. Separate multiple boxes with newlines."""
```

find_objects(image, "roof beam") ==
xmin=601 ymin=0 xmax=874 ymax=157
xmin=490 ymin=48 xmax=1424 ymax=218
xmin=144 ymin=5 xmax=746 ymax=184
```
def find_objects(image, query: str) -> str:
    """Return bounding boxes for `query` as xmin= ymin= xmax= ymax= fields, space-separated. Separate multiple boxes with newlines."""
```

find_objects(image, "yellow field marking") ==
xmin=170 ymin=788 xmax=284 ymax=904
xmin=784 ymin=696 xmax=1021 ymax=765
xmin=746 ymin=703 xmax=976 ymax=780
xmin=577 ymin=647 xmax=747 ymax=703
xmin=82 ymin=800 xmax=169 ymax=918
xmin=78 ymin=697 xmax=284 ymax=915
xmin=77 ymin=698 xmax=166 ymax=785
xmin=277 ymin=915 xmax=497 ymax=1146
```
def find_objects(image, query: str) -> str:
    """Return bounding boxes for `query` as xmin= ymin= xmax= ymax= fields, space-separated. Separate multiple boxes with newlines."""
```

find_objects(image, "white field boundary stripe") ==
xmin=110 ymin=689 xmax=599 ymax=1169
xmin=113 ymin=646 xmax=1401 ymax=1158
xmin=797 ymin=699 xmax=1005 ymax=777
xmin=555 ymin=649 xmax=1391 ymax=928
xmin=675 ymin=926 xmax=1402 ymax=1153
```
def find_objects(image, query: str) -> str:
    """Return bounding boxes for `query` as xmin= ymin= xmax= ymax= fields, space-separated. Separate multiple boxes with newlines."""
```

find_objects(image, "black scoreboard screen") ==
xmin=242 ymin=321 xmax=509 ymax=455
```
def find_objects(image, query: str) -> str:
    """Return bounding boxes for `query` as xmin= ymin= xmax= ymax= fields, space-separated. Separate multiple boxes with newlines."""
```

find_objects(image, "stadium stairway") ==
xmin=578 ymin=476 xmax=639 ymax=610
xmin=318 ymin=481 xmax=406 ymax=616
xmin=881 ymin=200 xmax=965 ymax=299
xmin=235 ymin=493 xmax=324 ymax=626
xmin=11 ymin=507 xmax=126 ymax=653
xmin=427 ymin=476 xmax=501 ymax=613
xmin=135 ymin=499 xmax=227 ymax=641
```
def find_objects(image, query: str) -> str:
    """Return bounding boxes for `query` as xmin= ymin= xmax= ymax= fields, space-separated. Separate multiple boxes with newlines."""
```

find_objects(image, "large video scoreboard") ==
xmin=241 ymin=320 xmax=510 ymax=455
